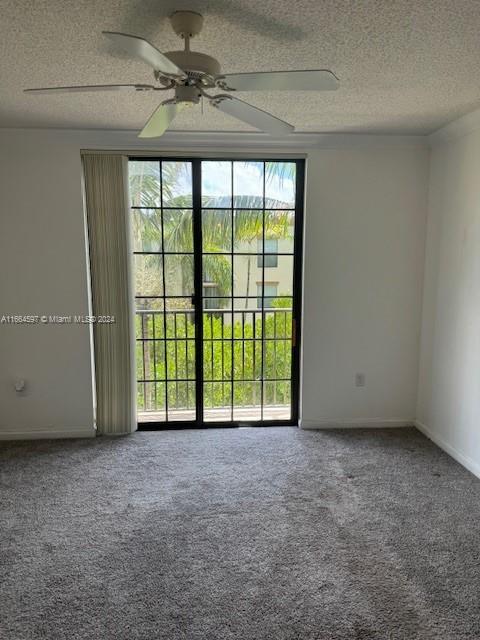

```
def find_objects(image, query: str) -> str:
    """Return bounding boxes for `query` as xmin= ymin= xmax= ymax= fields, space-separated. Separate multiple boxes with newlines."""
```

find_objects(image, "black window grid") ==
xmin=132 ymin=158 xmax=304 ymax=428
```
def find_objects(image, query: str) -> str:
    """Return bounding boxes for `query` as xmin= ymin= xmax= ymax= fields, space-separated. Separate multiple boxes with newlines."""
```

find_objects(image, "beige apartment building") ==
xmin=203 ymin=225 xmax=294 ymax=311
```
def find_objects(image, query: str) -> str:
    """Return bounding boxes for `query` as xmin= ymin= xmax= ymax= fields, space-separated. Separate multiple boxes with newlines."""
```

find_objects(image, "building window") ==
xmin=257 ymin=239 xmax=278 ymax=267
xmin=203 ymin=283 xmax=220 ymax=309
xmin=257 ymin=283 xmax=278 ymax=308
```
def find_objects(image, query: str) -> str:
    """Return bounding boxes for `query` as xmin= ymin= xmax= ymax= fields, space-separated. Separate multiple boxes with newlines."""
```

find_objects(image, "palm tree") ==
xmin=130 ymin=160 xmax=296 ymax=303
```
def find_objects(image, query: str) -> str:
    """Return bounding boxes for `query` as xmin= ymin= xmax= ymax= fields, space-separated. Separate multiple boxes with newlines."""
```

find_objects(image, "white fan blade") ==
xmin=212 ymin=96 xmax=294 ymax=136
xmin=138 ymin=103 xmax=183 ymax=138
xmin=217 ymin=70 xmax=339 ymax=92
xmin=103 ymin=31 xmax=186 ymax=78
xmin=24 ymin=84 xmax=155 ymax=94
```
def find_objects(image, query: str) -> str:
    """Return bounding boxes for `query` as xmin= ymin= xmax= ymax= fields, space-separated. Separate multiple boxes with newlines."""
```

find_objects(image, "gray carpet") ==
xmin=1 ymin=427 xmax=480 ymax=640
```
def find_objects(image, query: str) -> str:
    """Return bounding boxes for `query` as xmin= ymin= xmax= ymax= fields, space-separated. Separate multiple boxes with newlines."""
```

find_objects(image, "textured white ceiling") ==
xmin=2 ymin=0 xmax=480 ymax=134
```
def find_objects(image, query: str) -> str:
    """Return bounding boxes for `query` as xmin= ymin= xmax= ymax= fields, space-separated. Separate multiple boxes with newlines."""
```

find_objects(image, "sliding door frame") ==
xmin=131 ymin=156 xmax=305 ymax=430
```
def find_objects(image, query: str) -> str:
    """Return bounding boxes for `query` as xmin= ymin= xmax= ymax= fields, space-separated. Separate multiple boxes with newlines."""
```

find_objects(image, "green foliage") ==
xmin=272 ymin=296 xmax=292 ymax=308
xmin=136 ymin=309 xmax=292 ymax=414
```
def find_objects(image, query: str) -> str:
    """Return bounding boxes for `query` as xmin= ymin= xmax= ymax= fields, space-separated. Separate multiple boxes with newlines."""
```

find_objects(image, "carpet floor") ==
xmin=1 ymin=427 xmax=480 ymax=640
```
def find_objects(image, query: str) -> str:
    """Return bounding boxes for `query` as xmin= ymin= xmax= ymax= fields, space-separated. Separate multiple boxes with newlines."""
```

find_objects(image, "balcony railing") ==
xmin=136 ymin=307 xmax=293 ymax=422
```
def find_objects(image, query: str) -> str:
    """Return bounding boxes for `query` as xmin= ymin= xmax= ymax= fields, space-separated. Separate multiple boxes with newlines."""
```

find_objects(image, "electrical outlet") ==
xmin=14 ymin=379 xmax=26 ymax=393
xmin=355 ymin=373 xmax=365 ymax=387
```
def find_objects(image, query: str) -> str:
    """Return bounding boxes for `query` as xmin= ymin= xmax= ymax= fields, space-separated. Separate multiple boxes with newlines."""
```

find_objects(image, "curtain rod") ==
xmin=80 ymin=149 xmax=307 ymax=159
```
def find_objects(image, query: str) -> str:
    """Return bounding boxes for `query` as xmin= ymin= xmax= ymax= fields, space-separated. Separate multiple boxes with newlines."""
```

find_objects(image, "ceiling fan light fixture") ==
xmin=174 ymin=84 xmax=201 ymax=105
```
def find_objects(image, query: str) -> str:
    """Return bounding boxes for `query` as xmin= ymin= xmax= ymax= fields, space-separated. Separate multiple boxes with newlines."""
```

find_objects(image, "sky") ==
xmin=129 ymin=159 xmax=295 ymax=208
xmin=201 ymin=161 xmax=295 ymax=207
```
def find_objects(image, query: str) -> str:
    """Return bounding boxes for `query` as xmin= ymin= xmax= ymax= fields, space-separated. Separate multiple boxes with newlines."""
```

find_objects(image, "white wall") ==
xmin=417 ymin=116 xmax=480 ymax=477
xmin=301 ymin=146 xmax=429 ymax=427
xmin=0 ymin=129 xmax=429 ymax=437
xmin=0 ymin=130 xmax=95 ymax=438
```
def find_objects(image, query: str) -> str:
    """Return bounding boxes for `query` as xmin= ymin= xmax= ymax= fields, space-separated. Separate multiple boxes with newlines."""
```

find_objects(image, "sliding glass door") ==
xmin=129 ymin=158 xmax=304 ymax=428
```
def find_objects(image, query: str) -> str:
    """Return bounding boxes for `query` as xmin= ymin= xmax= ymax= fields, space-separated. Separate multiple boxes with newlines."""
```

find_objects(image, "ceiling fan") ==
xmin=25 ymin=10 xmax=339 ymax=138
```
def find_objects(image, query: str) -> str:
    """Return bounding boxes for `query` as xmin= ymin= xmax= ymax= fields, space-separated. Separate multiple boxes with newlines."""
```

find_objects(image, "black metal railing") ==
xmin=136 ymin=307 xmax=293 ymax=418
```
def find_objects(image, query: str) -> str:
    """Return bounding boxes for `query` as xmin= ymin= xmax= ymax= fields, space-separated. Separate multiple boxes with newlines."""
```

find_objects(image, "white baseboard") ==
xmin=0 ymin=427 xmax=96 ymax=441
xmin=414 ymin=420 xmax=480 ymax=480
xmin=300 ymin=418 xmax=413 ymax=429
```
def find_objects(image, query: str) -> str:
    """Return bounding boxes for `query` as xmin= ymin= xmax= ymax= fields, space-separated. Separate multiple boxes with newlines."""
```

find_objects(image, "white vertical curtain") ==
xmin=82 ymin=154 xmax=136 ymax=435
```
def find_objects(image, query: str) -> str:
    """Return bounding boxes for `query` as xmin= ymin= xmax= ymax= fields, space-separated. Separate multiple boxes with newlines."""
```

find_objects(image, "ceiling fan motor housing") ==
xmin=164 ymin=50 xmax=221 ymax=82
xmin=165 ymin=11 xmax=220 ymax=86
